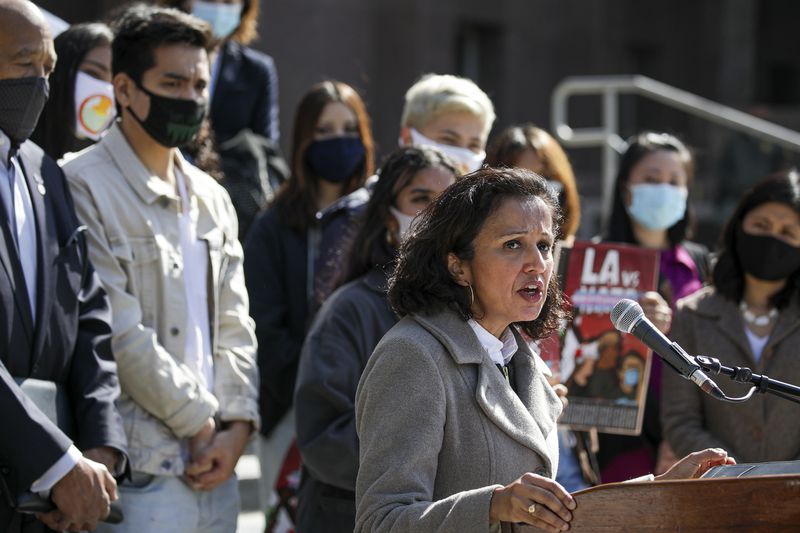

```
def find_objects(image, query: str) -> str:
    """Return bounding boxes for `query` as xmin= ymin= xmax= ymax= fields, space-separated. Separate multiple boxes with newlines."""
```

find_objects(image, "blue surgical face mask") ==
xmin=305 ymin=136 xmax=365 ymax=184
xmin=192 ymin=0 xmax=243 ymax=39
xmin=623 ymin=367 xmax=640 ymax=387
xmin=627 ymin=183 xmax=688 ymax=230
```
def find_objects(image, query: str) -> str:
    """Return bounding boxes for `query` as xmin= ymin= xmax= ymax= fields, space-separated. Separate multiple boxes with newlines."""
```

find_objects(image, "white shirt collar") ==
xmin=467 ymin=319 xmax=518 ymax=366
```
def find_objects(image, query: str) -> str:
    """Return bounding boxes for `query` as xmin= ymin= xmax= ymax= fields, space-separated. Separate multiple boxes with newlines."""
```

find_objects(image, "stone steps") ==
xmin=235 ymin=451 xmax=265 ymax=532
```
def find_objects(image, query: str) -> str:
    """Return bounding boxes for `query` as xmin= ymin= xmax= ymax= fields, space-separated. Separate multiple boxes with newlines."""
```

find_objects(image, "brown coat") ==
xmin=354 ymin=309 xmax=562 ymax=532
xmin=662 ymin=286 xmax=800 ymax=463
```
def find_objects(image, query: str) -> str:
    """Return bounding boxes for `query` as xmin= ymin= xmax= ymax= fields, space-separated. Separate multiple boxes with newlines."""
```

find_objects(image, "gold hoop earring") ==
xmin=466 ymin=284 xmax=474 ymax=308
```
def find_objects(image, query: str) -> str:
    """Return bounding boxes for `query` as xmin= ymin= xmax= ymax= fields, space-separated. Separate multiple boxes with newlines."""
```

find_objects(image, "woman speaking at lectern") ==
xmin=354 ymin=167 xmax=734 ymax=532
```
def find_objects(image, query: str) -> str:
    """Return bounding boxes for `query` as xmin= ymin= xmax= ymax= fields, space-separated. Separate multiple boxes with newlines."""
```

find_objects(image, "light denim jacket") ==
xmin=62 ymin=125 xmax=259 ymax=475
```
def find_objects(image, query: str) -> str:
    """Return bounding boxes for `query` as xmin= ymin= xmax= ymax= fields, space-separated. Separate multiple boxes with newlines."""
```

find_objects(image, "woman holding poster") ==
xmin=354 ymin=167 xmax=733 ymax=532
xmin=663 ymin=170 xmax=800 ymax=465
xmin=598 ymin=132 xmax=708 ymax=482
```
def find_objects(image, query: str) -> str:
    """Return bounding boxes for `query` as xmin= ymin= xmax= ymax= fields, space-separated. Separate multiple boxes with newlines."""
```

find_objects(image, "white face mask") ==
xmin=192 ymin=0 xmax=243 ymax=39
xmin=74 ymin=71 xmax=116 ymax=141
xmin=389 ymin=206 xmax=416 ymax=241
xmin=408 ymin=128 xmax=485 ymax=175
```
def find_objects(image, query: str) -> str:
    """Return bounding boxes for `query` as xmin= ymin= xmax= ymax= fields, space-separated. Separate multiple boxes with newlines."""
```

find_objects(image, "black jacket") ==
xmin=0 ymin=141 xmax=126 ymax=532
xmin=244 ymin=189 xmax=369 ymax=435
xmin=210 ymin=40 xmax=279 ymax=144
xmin=294 ymin=267 xmax=397 ymax=533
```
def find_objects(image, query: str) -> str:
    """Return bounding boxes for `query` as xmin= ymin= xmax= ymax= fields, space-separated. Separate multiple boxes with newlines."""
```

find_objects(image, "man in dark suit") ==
xmin=0 ymin=1 xmax=127 ymax=531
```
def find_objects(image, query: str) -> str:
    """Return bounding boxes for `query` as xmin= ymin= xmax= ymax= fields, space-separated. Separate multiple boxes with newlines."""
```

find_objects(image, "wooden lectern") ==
xmin=520 ymin=474 xmax=800 ymax=532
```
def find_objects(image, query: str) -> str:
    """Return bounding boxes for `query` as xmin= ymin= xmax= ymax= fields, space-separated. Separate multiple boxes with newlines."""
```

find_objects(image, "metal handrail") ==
xmin=551 ymin=75 xmax=800 ymax=227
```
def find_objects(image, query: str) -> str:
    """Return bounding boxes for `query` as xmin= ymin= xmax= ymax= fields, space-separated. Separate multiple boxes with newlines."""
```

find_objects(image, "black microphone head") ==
xmin=611 ymin=299 xmax=644 ymax=333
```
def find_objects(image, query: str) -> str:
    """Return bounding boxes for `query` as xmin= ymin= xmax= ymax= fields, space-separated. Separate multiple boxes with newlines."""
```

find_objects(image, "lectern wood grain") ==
xmin=520 ymin=475 xmax=800 ymax=532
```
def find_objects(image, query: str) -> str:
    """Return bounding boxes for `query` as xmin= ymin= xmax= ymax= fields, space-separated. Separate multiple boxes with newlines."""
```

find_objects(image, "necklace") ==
xmin=739 ymin=301 xmax=778 ymax=327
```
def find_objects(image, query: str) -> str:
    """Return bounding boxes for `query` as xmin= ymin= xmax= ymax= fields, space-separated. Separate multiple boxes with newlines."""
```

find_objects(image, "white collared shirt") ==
xmin=0 ymin=130 xmax=37 ymax=318
xmin=467 ymin=319 xmax=518 ymax=366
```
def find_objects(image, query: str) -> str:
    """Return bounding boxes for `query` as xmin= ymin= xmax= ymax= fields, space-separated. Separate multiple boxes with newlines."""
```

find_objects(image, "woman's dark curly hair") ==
xmin=712 ymin=169 xmax=800 ymax=309
xmin=389 ymin=166 xmax=566 ymax=340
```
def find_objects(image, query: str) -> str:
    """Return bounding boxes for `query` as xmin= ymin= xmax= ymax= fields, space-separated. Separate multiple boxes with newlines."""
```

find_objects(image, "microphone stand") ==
xmin=695 ymin=355 xmax=800 ymax=405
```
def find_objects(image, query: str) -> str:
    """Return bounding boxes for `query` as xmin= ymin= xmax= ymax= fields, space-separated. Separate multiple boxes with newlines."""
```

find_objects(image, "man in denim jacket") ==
xmin=62 ymin=6 xmax=258 ymax=532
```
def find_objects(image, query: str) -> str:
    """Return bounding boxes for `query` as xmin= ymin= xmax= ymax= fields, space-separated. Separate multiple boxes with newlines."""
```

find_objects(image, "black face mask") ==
xmin=128 ymin=81 xmax=206 ymax=148
xmin=0 ymin=76 xmax=49 ymax=145
xmin=305 ymin=137 xmax=365 ymax=183
xmin=735 ymin=225 xmax=800 ymax=281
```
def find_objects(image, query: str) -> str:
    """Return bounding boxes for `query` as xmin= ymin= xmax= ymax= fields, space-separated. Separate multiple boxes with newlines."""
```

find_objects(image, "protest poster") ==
xmin=540 ymin=241 xmax=659 ymax=435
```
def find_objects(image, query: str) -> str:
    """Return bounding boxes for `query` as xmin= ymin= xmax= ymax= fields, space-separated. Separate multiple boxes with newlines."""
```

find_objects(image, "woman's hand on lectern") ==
xmin=655 ymin=448 xmax=736 ymax=480
xmin=490 ymin=473 xmax=576 ymax=532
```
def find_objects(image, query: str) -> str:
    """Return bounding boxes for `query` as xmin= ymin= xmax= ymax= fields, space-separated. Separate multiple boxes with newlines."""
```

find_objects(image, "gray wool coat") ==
xmin=354 ymin=308 xmax=562 ymax=533
xmin=662 ymin=286 xmax=800 ymax=463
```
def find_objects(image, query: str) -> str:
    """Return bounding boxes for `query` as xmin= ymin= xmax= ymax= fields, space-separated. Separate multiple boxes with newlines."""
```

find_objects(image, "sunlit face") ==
xmin=314 ymin=101 xmax=359 ymax=140
xmin=78 ymin=43 xmax=112 ymax=83
xmin=515 ymin=147 xmax=563 ymax=190
xmin=389 ymin=165 xmax=455 ymax=244
xmin=624 ymin=150 xmax=688 ymax=206
xmin=515 ymin=148 xmax=545 ymax=175
xmin=0 ymin=6 xmax=56 ymax=81
xmin=405 ymin=111 xmax=485 ymax=153
xmin=394 ymin=166 xmax=455 ymax=217
xmin=116 ymin=43 xmax=209 ymax=125
xmin=449 ymin=196 xmax=555 ymax=337
xmin=741 ymin=201 xmax=800 ymax=248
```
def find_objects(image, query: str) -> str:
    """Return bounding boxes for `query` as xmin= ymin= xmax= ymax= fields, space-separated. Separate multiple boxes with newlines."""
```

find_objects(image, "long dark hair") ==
xmin=30 ymin=23 xmax=114 ymax=160
xmin=341 ymin=147 xmax=458 ymax=286
xmin=713 ymin=170 xmax=800 ymax=309
xmin=271 ymin=80 xmax=375 ymax=231
xmin=486 ymin=124 xmax=581 ymax=240
xmin=389 ymin=167 xmax=566 ymax=339
xmin=605 ymin=131 xmax=695 ymax=245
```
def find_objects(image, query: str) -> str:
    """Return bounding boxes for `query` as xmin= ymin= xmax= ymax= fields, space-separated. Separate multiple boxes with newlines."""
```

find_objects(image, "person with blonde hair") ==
xmin=399 ymin=73 xmax=495 ymax=174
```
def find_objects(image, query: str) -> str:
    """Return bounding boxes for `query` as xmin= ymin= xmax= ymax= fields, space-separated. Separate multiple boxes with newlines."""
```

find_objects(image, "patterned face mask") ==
xmin=74 ymin=71 xmax=116 ymax=141
xmin=128 ymin=81 xmax=207 ymax=148
xmin=0 ymin=76 xmax=49 ymax=145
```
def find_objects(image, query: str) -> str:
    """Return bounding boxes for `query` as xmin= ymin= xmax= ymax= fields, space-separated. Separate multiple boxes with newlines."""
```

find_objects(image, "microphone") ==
xmin=611 ymin=299 xmax=724 ymax=400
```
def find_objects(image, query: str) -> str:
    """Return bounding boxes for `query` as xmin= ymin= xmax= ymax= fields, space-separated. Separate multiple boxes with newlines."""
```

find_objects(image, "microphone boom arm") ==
xmin=695 ymin=356 xmax=800 ymax=405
